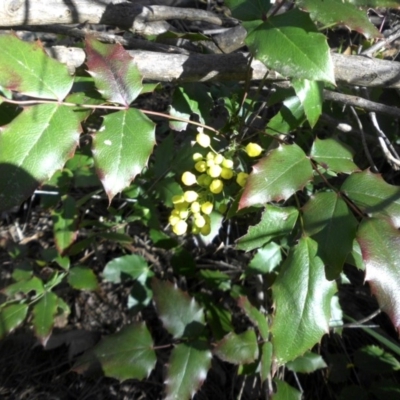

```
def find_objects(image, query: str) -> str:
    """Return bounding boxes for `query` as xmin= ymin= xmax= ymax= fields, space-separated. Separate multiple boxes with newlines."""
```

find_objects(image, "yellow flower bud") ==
xmin=245 ymin=142 xmax=262 ymax=157
xmin=201 ymin=201 xmax=213 ymax=215
xmin=191 ymin=201 xmax=201 ymax=213
xmin=194 ymin=215 xmax=206 ymax=228
xmin=207 ymin=165 xmax=222 ymax=178
xmin=183 ymin=190 xmax=199 ymax=203
xmin=169 ymin=215 xmax=180 ymax=226
xmin=182 ymin=171 xmax=197 ymax=186
xmin=193 ymin=152 xmax=203 ymax=161
xmin=206 ymin=152 xmax=214 ymax=160
xmin=221 ymin=167 xmax=233 ymax=180
xmin=172 ymin=195 xmax=185 ymax=204
xmin=196 ymin=132 xmax=211 ymax=148
xmin=222 ymin=158 xmax=234 ymax=169
xmin=197 ymin=174 xmax=212 ymax=187
xmin=214 ymin=154 xmax=224 ymax=165
xmin=236 ymin=172 xmax=249 ymax=187
xmin=200 ymin=223 xmax=211 ymax=236
xmin=179 ymin=210 xmax=189 ymax=219
xmin=209 ymin=179 xmax=223 ymax=194
xmin=173 ymin=220 xmax=188 ymax=235
xmin=195 ymin=161 xmax=207 ymax=173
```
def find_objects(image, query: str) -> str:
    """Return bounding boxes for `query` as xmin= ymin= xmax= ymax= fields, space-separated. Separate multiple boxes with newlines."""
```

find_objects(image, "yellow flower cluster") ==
xmin=169 ymin=129 xmax=263 ymax=236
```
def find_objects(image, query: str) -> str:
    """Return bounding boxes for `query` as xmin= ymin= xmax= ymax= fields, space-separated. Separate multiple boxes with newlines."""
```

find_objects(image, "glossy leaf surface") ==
xmin=303 ymin=192 xmax=358 ymax=279
xmin=238 ymin=296 xmax=269 ymax=340
xmin=68 ymin=266 xmax=99 ymax=291
xmin=310 ymin=138 xmax=359 ymax=174
xmin=214 ymin=330 xmax=259 ymax=364
xmin=357 ymin=218 xmax=400 ymax=332
xmin=271 ymin=237 xmax=337 ymax=364
xmin=165 ymin=341 xmax=212 ymax=400
xmin=239 ymin=144 xmax=312 ymax=209
xmin=247 ymin=242 xmax=282 ymax=274
xmin=0 ymin=34 xmax=73 ymax=100
xmin=286 ymin=351 xmax=327 ymax=373
xmin=341 ymin=170 xmax=400 ymax=227
xmin=237 ymin=205 xmax=298 ymax=251
xmin=32 ymin=291 xmax=58 ymax=345
xmin=298 ymin=0 xmax=380 ymax=39
xmin=74 ymin=323 xmax=156 ymax=381
xmin=92 ymin=109 xmax=155 ymax=202
xmin=152 ymin=278 xmax=205 ymax=338
xmin=103 ymin=254 xmax=150 ymax=283
xmin=246 ymin=10 xmax=335 ymax=84
xmin=85 ymin=37 xmax=143 ymax=106
xmin=0 ymin=104 xmax=81 ymax=212
xmin=0 ymin=304 xmax=28 ymax=338
xmin=273 ymin=380 xmax=302 ymax=399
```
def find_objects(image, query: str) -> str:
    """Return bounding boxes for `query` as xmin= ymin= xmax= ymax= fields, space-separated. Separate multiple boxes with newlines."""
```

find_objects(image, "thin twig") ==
xmin=361 ymin=25 xmax=400 ymax=56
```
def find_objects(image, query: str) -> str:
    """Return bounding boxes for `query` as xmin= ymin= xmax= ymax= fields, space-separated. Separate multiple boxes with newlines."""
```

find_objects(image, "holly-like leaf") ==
xmin=225 ymin=0 xmax=271 ymax=21
xmin=303 ymin=192 xmax=358 ymax=279
xmin=357 ymin=218 xmax=400 ymax=333
xmin=68 ymin=266 xmax=98 ymax=291
xmin=271 ymin=237 xmax=337 ymax=364
xmin=0 ymin=104 xmax=81 ymax=212
xmin=341 ymin=170 xmax=400 ymax=227
xmin=292 ymin=79 xmax=323 ymax=128
xmin=237 ymin=205 xmax=298 ymax=251
xmin=74 ymin=323 xmax=156 ymax=381
xmin=247 ymin=242 xmax=282 ymax=274
xmin=298 ymin=0 xmax=381 ymax=39
xmin=92 ymin=108 xmax=155 ymax=202
xmin=52 ymin=195 xmax=78 ymax=254
xmin=238 ymin=296 xmax=269 ymax=340
xmin=165 ymin=341 xmax=212 ymax=400
xmin=0 ymin=304 xmax=29 ymax=338
xmin=273 ymin=380 xmax=302 ymax=400
xmin=246 ymin=9 xmax=335 ymax=84
xmin=239 ymin=144 xmax=313 ymax=209
xmin=214 ymin=330 xmax=259 ymax=364
xmin=32 ymin=291 xmax=59 ymax=345
xmin=103 ymin=254 xmax=150 ymax=283
xmin=85 ymin=37 xmax=143 ymax=106
xmin=0 ymin=33 xmax=73 ymax=100
xmin=286 ymin=351 xmax=327 ymax=373
xmin=3 ymin=276 xmax=44 ymax=297
xmin=152 ymin=278 xmax=205 ymax=338
xmin=310 ymin=137 xmax=359 ymax=174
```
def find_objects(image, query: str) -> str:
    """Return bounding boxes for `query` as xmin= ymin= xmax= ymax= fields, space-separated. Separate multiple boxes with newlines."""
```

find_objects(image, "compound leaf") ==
xmin=271 ymin=237 xmax=337 ymax=364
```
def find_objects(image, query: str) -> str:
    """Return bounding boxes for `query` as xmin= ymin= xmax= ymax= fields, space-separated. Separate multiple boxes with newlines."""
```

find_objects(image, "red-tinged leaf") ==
xmin=271 ymin=237 xmax=337 ymax=364
xmin=238 ymin=296 xmax=269 ymax=340
xmin=0 ymin=304 xmax=29 ymax=338
xmin=273 ymin=379 xmax=302 ymax=399
xmin=52 ymin=195 xmax=78 ymax=255
xmin=357 ymin=218 xmax=400 ymax=333
xmin=0 ymin=104 xmax=81 ymax=212
xmin=298 ymin=0 xmax=381 ymax=39
xmin=92 ymin=109 xmax=155 ymax=202
xmin=68 ymin=266 xmax=98 ymax=291
xmin=310 ymin=137 xmax=359 ymax=174
xmin=303 ymin=192 xmax=358 ymax=279
xmin=341 ymin=170 xmax=400 ymax=227
xmin=152 ymin=278 xmax=205 ymax=338
xmin=237 ymin=205 xmax=299 ymax=251
xmin=292 ymin=79 xmax=323 ymax=128
xmin=74 ymin=323 xmax=156 ymax=381
xmin=0 ymin=34 xmax=73 ymax=100
xmin=239 ymin=144 xmax=313 ymax=209
xmin=85 ymin=37 xmax=143 ymax=106
xmin=245 ymin=10 xmax=335 ymax=84
xmin=32 ymin=291 xmax=58 ymax=345
xmin=165 ymin=341 xmax=212 ymax=400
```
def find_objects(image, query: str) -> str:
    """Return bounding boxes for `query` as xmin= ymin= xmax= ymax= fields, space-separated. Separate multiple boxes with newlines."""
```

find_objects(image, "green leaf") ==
xmin=3 ymin=276 xmax=44 ymax=297
xmin=298 ymin=0 xmax=381 ymax=39
xmin=214 ymin=330 xmax=259 ymax=364
xmin=245 ymin=9 xmax=335 ymax=84
xmin=292 ymin=79 xmax=323 ymax=128
xmin=74 ymin=323 xmax=156 ymax=381
xmin=52 ymin=195 xmax=78 ymax=254
xmin=266 ymin=96 xmax=307 ymax=136
xmin=225 ymin=0 xmax=271 ymax=21
xmin=103 ymin=254 xmax=150 ymax=283
xmin=310 ymin=138 xmax=359 ymax=174
xmin=92 ymin=108 xmax=155 ymax=202
xmin=85 ymin=37 xmax=143 ymax=105
xmin=248 ymin=242 xmax=282 ymax=274
xmin=0 ymin=104 xmax=81 ymax=212
xmin=0 ymin=304 xmax=29 ymax=338
xmin=273 ymin=379 xmax=302 ymax=400
xmin=341 ymin=170 xmax=400 ymax=227
xmin=152 ymin=278 xmax=205 ymax=338
xmin=355 ymin=345 xmax=400 ymax=374
xmin=237 ymin=205 xmax=298 ymax=251
xmin=197 ymin=269 xmax=231 ymax=291
xmin=357 ymin=218 xmax=400 ymax=333
xmin=239 ymin=144 xmax=313 ymax=209
xmin=271 ymin=237 xmax=337 ymax=364
xmin=345 ymin=239 xmax=365 ymax=270
xmin=303 ymin=192 xmax=358 ymax=279
xmin=260 ymin=342 xmax=273 ymax=383
xmin=68 ymin=266 xmax=98 ymax=291
xmin=286 ymin=351 xmax=327 ymax=373
xmin=165 ymin=341 xmax=212 ymax=400
xmin=238 ymin=296 xmax=269 ymax=340
xmin=32 ymin=291 xmax=58 ymax=344
xmin=128 ymin=279 xmax=153 ymax=312
xmin=0 ymin=34 xmax=73 ymax=100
